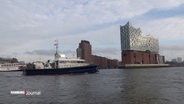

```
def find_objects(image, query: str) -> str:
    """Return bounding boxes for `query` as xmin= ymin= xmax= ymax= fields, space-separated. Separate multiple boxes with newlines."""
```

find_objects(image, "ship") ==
xmin=23 ymin=41 xmax=98 ymax=75
xmin=0 ymin=57 xmax=25 ymax=72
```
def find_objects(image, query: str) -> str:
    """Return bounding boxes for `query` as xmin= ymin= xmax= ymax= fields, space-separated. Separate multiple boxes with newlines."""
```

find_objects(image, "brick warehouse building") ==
xmin=120 ymin=22 xmax=165 ymax=64
xmin=76 ymin=40 xmax=119 ymax=69
xmin=76 ymin=40 xmax=92 ymax=63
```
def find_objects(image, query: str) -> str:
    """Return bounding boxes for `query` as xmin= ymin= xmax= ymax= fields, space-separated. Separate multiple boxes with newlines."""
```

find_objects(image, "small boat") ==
xmin=23 ymin=41 xmax=98 ymax=75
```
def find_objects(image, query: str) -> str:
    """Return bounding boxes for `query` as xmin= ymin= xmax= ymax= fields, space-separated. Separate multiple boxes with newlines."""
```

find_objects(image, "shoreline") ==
xmin=118 ymin=64 xmax=171 ymax=69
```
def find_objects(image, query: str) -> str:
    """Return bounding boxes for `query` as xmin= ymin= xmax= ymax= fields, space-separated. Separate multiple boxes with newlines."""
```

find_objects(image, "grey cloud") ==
xmin=93 ymin=47 xmax=120 ymax=54
xmin=159 ymin=45 xmax=184 ymax=61
xmin=93 ymin=47 xmax=121 ymax=60
xmin=25 ymin=49 xmax=76 ymax=57
xmin=25 ymin=49 xmax=55 ymax=56
xmin=161 ymin=45 xmax=184 ymax=51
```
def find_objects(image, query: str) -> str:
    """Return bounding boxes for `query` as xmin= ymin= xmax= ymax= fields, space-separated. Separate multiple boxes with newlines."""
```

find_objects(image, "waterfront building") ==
xmin=120 ymin=22 xmax=164 ymax=64
xmin=77 ymin=40 xmax=92 ymax=63
xmin=171 ymin=57 xmax=182 ymax=63
xmin=76 ymin=40 xmax=119 ymax=69
xmin=171 ymin=59 xmax=177 ymax=63
xmin=177 ymin=57 xmax=182 ymax=63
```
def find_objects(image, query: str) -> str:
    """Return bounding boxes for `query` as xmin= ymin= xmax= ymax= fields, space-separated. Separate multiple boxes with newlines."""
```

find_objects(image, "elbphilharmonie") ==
xmin=120 ymin=22 xmax=165 ymax=64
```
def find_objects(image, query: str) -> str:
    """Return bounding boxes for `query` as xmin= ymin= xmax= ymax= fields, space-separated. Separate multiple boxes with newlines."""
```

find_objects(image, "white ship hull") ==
xmin=0 ymin=63 xmax=21 ymax=72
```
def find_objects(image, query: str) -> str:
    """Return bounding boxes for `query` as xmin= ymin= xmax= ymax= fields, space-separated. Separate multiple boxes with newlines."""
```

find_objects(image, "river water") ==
xmin=0 ymin=67 xmax=184 ymax=104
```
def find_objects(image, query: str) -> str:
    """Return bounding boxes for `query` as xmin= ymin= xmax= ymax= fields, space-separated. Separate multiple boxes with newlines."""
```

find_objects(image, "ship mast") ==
xmin=54 ymin=40 xmax=59 ymax=69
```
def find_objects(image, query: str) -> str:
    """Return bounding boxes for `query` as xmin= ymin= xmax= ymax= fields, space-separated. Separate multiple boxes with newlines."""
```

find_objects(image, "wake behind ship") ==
xmin=23 ymin=41 xmax=98 ymax=75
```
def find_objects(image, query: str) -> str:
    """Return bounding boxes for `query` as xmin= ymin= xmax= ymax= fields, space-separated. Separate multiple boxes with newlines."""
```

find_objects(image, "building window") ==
xmin=134 ymin=53 xmax=136 ymax=64
xmin=134 ymin=53 xmax=136 ymax=58
xmin=142 ymin=53 xmax=144 ymax=64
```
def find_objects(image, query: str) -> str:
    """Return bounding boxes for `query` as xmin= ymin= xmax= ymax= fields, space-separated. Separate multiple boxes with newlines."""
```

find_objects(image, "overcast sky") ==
xmin=0 ymin=0 xmax=184 ymax=62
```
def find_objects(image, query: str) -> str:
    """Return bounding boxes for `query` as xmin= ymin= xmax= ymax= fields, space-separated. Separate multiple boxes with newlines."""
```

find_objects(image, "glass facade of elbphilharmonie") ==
xmin=120 ymin=22 xmax=159 ymax=53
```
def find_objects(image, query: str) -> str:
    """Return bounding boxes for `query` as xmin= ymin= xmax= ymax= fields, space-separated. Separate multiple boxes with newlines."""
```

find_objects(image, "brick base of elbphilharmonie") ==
xmin=119 ymin=50 xmax=171 ymax=68
xmin=121 ymin=50 xmax=164 ymax=64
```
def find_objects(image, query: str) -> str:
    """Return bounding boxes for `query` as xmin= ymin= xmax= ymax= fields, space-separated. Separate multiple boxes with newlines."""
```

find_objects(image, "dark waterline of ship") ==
xmin=0 ymin=67 xmax=184 ymax=104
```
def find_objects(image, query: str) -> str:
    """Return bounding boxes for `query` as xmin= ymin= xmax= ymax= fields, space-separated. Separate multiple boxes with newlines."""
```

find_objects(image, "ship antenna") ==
xmin=54 ymin=40 xmax=59 ymax=69
xmin=54 ymin=40 xmax=59 ymax=55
